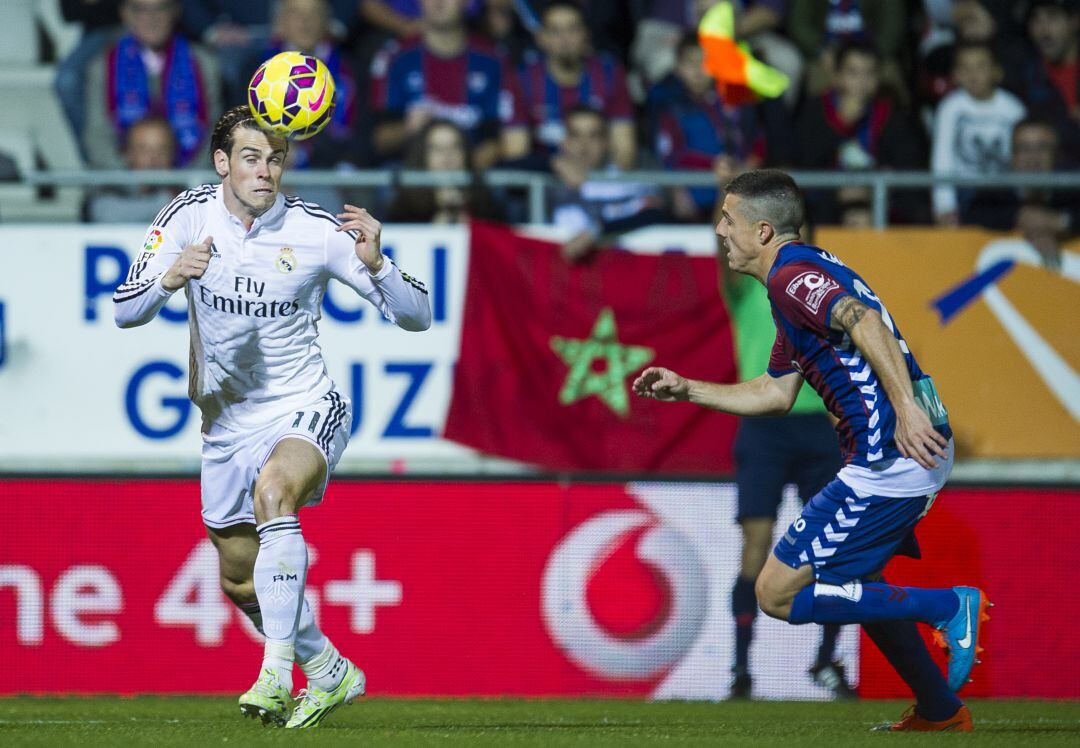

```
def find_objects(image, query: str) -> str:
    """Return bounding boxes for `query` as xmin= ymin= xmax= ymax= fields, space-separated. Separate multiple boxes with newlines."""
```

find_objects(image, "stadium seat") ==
xmin=0 ymin=65 xmax=84 ymax=220
xmin=0 ymin=0 xmax=40 ymax=65
xmin=36 ymin=0 xmax=82 ymax=60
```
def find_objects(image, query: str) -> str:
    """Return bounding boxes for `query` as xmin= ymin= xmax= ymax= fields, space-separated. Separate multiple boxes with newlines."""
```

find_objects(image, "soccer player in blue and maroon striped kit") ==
xmin=634 ymin=170 xmax=990 ymax=732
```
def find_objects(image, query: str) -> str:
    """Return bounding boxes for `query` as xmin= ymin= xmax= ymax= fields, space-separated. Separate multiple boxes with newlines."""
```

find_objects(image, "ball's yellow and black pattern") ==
xmin=247 ymin=51 xmax=337 ymax=141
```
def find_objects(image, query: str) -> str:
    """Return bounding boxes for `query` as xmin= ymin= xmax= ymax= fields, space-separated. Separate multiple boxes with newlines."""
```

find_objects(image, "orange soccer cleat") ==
xmin=873 ymin=704 xmax=973 ymax=732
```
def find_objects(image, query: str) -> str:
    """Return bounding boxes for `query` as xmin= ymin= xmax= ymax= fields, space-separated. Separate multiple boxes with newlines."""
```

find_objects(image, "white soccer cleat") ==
xmin=285 ymin=659 xmax=366 ymax=729
xmin=238 ymin=667 xmax=292 ymax=726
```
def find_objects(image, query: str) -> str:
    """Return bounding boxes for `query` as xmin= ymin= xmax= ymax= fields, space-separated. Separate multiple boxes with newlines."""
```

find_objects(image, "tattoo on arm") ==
xmin=831 ymin=295 xmax=869 ymax=332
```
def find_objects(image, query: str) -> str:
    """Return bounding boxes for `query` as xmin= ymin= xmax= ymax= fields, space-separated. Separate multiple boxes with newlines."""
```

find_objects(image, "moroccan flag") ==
xmin=443 ymin=222 xmax=739 ymax=473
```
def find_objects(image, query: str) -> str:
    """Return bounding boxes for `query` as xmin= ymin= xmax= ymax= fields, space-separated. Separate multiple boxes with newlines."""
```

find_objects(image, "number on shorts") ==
xmin=292 ymin=411 xmax=321 ymax=432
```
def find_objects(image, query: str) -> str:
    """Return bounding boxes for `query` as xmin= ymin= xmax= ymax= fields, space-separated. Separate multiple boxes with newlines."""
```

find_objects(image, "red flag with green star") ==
xmin=443 ymin=222 xmax=738 ymax=473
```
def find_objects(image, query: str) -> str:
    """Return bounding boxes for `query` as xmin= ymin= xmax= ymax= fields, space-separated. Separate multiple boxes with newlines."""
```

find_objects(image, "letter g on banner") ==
xmin=125 ymin=361 xmax=191 ymax=439
xmin=541 ymin=510 xmax=708 ymax=680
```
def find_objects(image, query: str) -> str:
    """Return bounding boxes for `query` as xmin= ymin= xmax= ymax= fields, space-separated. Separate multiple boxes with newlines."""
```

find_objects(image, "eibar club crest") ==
xmin=276 ymin=247 xmax=296 ymax=274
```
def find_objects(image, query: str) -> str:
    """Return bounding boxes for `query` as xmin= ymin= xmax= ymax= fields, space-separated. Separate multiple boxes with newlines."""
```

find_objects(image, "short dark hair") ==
xmin=563 ymin=103 xmax=605 ymax=129
xmin=542 ymin=1 xmax=586 ymax=25
xmin=1013 ymin=115 xmax=1058 ymax=136
xmin=952 ymin=41 xmax=997 ymax=66
xmin=1027 ymin=0 xmax=1079 ymax=22
xmin=834 ymin=40 xmax=879 ymax=70
xmin=124 ymin=115 xmax=175 ymax=148
xmin=209 ymin=105 xmax=288 ymax=160
xmin=403 ymin=118 xmax=471 ymax=170
xmin=724 ymin=169 xmax=805 ymax=235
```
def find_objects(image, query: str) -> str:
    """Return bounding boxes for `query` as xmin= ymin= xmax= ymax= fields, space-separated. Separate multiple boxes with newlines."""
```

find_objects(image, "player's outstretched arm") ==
xmin=331 ymin=206 xmax=431 ymax=332
xmin=633 ymin=367 xmax=801 ymax=417
xmin=830 ymin=295 xmax=948 ymax=469
xmin=114 ymin=237 xmax=213 ymax=329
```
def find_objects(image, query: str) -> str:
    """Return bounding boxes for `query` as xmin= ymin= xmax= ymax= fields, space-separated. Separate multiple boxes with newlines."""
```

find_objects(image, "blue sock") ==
xmin=731 ymin=576 xmax=757 ymax=674
xmin=816 ymin=623 xmax=841 ymax=664
xmin=789 ymin=581 xmax=959 ymax=626
xmin=863 ymin=620 xmax=962 ymax=721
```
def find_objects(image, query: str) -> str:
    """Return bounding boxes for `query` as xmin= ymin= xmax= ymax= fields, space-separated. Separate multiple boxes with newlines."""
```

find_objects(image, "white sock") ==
xmin=300 ymin=640 xmax=348 ymax=692
xmin=254 ymin=514 xmax=308 ymax=689
xmin=294 ymin=598 xmax=328 ymax=663
xmin=263 ymin=641 xmax=295 ymax=690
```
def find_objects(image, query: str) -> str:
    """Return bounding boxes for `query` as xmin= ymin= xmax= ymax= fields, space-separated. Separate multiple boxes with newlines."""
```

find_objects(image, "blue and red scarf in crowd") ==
xmin=107 ymin=34 xmax=208 ymax=166
xmin=822 ymin=90 xmax=891 ymax=164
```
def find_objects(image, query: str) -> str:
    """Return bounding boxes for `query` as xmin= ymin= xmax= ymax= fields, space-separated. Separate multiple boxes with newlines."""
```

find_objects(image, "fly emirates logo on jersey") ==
xmin=197 ymin=274 xmax=301 ymax=319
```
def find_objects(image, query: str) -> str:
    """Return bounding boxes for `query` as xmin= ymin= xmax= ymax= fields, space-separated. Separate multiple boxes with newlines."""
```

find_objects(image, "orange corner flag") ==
xmin=698 ymin=1 xmax=789 ymax=105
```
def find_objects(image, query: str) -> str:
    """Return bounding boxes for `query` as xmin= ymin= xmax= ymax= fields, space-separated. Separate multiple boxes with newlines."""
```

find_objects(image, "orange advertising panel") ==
xmin=816 ymin=229 xmax=1079 ymax=459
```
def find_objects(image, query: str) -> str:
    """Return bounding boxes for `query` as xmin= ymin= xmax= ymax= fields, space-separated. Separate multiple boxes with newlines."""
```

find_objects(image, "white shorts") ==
xmin=200 ymin=390 xmax=352 ymax=529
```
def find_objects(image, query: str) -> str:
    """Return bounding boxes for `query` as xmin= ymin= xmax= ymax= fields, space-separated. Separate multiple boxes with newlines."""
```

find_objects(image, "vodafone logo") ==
xmin=541 ymin=510 xmax=708 ymax=680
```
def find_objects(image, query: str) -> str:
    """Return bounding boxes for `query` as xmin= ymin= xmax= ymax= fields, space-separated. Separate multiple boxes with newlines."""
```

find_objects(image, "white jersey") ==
xmin=114 ymin=184 xmax=431 ymax=432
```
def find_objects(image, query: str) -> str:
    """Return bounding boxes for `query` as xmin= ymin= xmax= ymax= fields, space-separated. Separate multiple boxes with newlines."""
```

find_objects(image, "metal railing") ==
xmin=19 ymin=169 xmax=1080 ymax=228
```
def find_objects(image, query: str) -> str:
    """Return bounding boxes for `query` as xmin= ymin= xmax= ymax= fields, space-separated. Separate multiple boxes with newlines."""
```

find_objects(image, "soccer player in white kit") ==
xmin=113 ymin=106 xmax=432 ymax=728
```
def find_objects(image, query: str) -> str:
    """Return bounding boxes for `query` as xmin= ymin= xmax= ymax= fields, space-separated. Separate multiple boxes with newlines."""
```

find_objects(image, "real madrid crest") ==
xmin=276 ymin=247 xmax=296 ymax=274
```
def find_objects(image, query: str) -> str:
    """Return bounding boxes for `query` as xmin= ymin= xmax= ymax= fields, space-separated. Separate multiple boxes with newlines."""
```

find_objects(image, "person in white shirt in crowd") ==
xmin=931 ymin=42 xmax=1026 ymax=225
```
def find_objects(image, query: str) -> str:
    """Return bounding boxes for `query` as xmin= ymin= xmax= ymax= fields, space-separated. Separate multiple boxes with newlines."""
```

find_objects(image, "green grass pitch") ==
xmin=1 ymin=697 xmax=1077 ymax=746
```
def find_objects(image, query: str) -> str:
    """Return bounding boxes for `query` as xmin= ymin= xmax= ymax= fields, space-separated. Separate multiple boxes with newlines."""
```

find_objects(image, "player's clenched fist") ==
xmin=336 ymin=205 xmax=385 ymax=273
xmin=162 ymin=236 xmax=214 ymax=291
xmin=632 ymin=367 xmax=691 ymax=402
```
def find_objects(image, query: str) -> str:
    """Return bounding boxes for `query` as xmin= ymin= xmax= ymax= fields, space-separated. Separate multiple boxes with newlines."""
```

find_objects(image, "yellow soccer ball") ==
xmin=247 ymin=51 xmax=336 ymax=141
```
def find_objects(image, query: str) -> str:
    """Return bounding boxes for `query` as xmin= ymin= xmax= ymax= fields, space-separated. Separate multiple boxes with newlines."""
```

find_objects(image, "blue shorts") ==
xmin=734 ymin=414 xmax=842 ymax=522
xmin=772 ymin=478 xmax=932 ymax=584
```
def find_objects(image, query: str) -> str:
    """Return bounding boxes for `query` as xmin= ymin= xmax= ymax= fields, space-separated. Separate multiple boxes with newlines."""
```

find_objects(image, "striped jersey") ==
xmin=369 ymin=35 xmax=525 ymax=141
xmin=765 ymin=243 xmax=953 ymax=497
xmin=113 ymin=184 xmax=431 ymax=433
xmin=518 ymin=51 xmax=633 ymax=152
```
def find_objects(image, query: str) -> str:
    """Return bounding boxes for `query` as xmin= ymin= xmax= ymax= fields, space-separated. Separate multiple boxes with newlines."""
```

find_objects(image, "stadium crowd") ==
xmin=46 ymin=0 xmax=1080 ymax=243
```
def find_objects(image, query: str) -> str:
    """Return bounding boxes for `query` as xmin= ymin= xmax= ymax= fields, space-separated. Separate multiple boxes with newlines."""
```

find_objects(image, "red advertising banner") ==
xmin=1 ymin=479 xmax=1076 ymax=698
xmin=861 ymin=487 xmax=1080 ymax=699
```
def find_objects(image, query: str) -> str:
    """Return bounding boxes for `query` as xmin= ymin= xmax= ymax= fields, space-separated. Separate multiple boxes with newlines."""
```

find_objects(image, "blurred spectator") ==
xmin=549 ymin=106 xmax=664 ymax=262
xmin=370 ymin=0 xmax=530 ymax=169
xmin=931 ymin=42 xmax=1026 ymax=224
xmin=632 ymin=0 xmax=803 ymax=108
xmin=520 ymin=2 xmax=636 ymax=169
xmin=540 ymin=0 xmax=647 ymax=62
xmin=360 ymin=0 xmax=481 ymax=38
xmin=83 ymin=0 xmax=222 ymax=169
xmin=478 ymin=0 xmax=534 ymax=65
xmin=787 ymin=0 xmax=907 ymax=102
xmin=56 ymin=0 xmax=122 ymax=149
xmin=649 ymin=33 xmax=766 ymax=221
xmin=179 ymin=1 xmax=272 ymax=105
xmin=1017 ymin=0 xmax=1080 ymax=165
xmin=917 ymin=1 xmax=1029 ymax=113
xmin=965 ymin=118 xmax=1079 ymax=260
xmin=794 ymin=42 xmax=926 ymax=224
xmin=255 ymin=0 xmax=361 ymax=169
xmin=385 ymin=119 xmax=504 ymax=222
xmin=86 ymin=116 xmax=182 ymax=222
